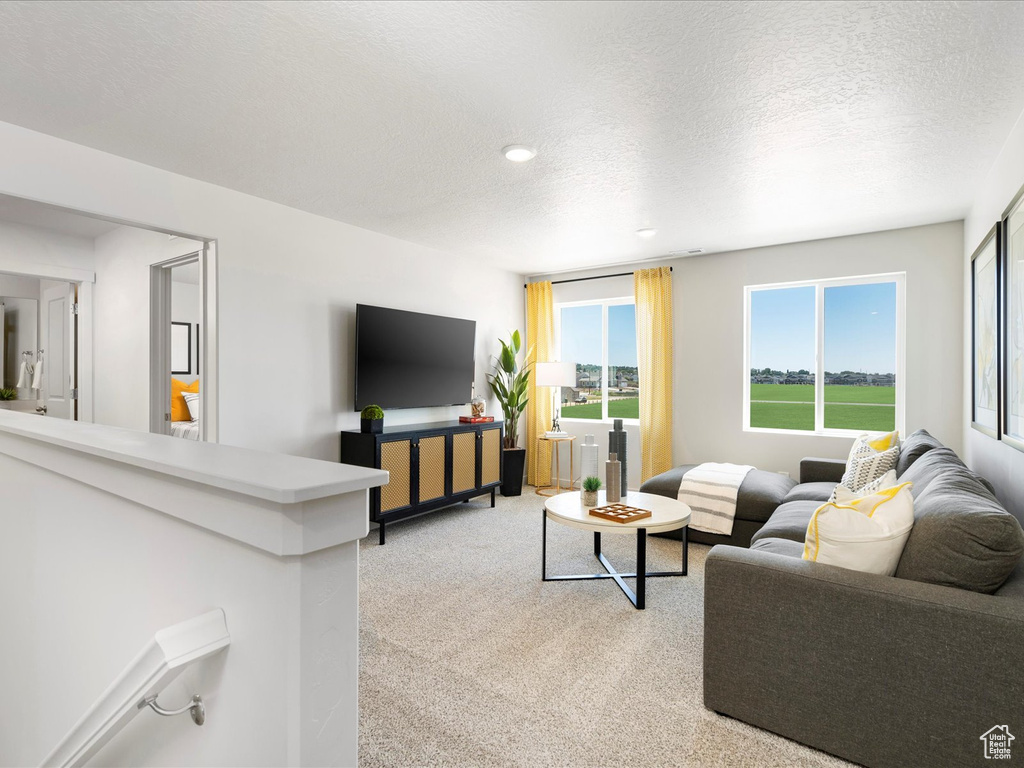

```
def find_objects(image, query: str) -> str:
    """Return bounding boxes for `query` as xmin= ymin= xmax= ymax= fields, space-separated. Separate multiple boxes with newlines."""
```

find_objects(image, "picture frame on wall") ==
xmin=971 ymin=224 xmax=1000 ymax=438
xmin=171 ymin=321 xmax=192 ymax=375
xmin=1002 ymin=185 xmax=1024 ymax=451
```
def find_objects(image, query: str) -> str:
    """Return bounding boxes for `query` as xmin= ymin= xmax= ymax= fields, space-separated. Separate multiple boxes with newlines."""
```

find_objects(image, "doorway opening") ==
xmin=150 ymin=244 xmax=218 ymax=442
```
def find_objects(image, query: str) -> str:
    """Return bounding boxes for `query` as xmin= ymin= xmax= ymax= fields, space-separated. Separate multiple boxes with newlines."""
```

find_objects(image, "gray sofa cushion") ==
xmin=898 ymin=447 xmax=968 ymax=498
xmin=749 ymin=500 xmax=818 ymax=544
xmin=783 ymin=482 xmax=835 ymax=503
xmin=640 ymin=464 xmax=795 ymax=523
xmin=895 ymin=471 xmax=1024 ymax=593
xmin=749 ymin=537 xmax=804 ymax=558
xmin=895 ymin=429 xmax=945 ymax=476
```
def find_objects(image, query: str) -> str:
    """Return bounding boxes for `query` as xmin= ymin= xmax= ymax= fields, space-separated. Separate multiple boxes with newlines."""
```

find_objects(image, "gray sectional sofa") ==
xmin=646 ymin=430 xmax=1024 ymax=767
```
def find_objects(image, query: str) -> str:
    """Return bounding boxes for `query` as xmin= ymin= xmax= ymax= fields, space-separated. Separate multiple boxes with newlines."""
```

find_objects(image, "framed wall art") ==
xmin=171 ymin=321 xmax=192 ymax=375
xmin=971 ymin=224 xmax=1000 ymax=438
xmin=1003 ymin=185 xmax=1024 ymax=450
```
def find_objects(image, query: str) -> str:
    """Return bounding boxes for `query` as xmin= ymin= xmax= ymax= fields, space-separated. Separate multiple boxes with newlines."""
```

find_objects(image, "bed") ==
xmin=170 ymin=420 xmax=200 ymax=440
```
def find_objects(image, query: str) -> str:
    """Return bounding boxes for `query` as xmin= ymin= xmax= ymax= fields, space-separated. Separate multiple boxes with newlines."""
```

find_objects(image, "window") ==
xmin=557 ymin=299 xmax=639 ymax=422
xmin=744 ymin=274 xmax=904 ymax=435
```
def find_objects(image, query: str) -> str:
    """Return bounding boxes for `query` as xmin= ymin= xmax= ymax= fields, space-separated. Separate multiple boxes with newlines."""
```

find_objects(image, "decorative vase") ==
xmin=581 ymin=434 xmax=599 ymax=483
xmin=606 ymin=453 xmax=621 ymax=503
xmin=500 ymin=448 xmax=526 ymax=496
xmin=582 ymin=489 xmax=598 ymax=507
xmin=608 ymin=419 xmax=627 ymax=497
xmin=361 ymin=417 xmax=383 ymax=434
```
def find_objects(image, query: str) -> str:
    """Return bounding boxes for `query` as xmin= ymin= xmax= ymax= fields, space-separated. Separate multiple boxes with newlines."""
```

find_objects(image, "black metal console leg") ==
xmin=636 ymin=528 xmax=647 ymax=610
xmin=594 ymin=531 xmax=602 ymax=556
xmin=491 ymin=489 xmax=496 ymax=508
xmin=379 ymin=521 xmax=386 ymax=546
xmin=541 ymin=508 xmax=547 ymax=580
xmin=682 ymin=526 xmax=688 ymax=575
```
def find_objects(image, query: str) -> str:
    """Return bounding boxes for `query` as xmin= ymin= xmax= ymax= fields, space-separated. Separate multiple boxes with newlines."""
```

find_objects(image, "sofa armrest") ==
xmin=799 ymin=456 xmax=846 ymax=483
xmin=704 ymin=546 xmax=1024 ymax=768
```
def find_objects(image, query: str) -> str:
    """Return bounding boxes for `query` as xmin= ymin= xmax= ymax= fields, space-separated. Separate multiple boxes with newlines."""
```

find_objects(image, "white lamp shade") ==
xmin=535 ymin=361 xmax=576 ymax=388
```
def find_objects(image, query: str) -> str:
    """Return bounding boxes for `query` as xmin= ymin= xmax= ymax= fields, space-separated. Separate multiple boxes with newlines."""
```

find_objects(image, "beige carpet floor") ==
xmin=358 ymin=490 xmax=852 ymax=768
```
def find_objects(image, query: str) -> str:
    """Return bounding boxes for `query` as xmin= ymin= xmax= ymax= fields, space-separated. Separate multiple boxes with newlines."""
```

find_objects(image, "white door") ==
xmin=40 ymin=284 xmax=76 ymax=419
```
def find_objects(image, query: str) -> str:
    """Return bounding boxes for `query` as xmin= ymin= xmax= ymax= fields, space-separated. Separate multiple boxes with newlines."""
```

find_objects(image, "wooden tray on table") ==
xmin=588 ymin=503 xmax=652 ymax=524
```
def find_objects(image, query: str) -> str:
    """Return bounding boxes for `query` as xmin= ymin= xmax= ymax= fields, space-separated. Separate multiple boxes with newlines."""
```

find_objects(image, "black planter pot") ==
xmin=500 ymin=447 xmax=526 ymax=496
xmin=361 ymin=417 xmax=383 ymax=434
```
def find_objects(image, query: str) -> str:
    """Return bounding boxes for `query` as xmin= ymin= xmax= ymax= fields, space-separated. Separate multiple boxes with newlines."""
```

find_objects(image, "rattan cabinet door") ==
xmin=452 ymin=431 xmax=477 ymax=494
xmin=417 ymin=435 xmax=447 ymax=503
xmin=480 ymin=428 xmax=501 ymax=486
xmin=379 ymin=439 xmax=412 ymax=512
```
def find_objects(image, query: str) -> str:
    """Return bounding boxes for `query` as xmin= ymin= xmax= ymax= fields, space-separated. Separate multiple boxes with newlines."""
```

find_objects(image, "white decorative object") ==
xmin=803 ymin=482 xmax=915 ymax=576
xmin=581 ymin=434 xmax=599 ymax=482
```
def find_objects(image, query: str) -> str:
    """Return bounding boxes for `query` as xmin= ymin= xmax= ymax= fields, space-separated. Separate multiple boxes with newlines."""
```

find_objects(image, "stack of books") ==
xmin=545 ymin=431 xmax=570 ymax=438
xmin=459 ymin=416 xmax=495 ymax=423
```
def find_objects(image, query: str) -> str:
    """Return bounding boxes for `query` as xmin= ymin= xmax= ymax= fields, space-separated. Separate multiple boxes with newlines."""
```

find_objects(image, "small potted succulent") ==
xmin=0 ymin=388 xmax=17 ymax=402
xmin=360 ymin=404 xmax=384 ymax=434
xmin=582 ymin=476 xmax=601 ymax=507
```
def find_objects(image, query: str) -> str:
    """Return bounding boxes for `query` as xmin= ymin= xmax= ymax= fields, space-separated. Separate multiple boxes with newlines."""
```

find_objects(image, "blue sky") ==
xmin=750 ymin=282 xmax=896 ymax=373
xmin=560 ymin=304 xmax=638 ymax=366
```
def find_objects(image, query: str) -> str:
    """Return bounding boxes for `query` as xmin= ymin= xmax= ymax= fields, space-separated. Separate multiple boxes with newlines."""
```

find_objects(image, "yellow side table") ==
xmin=535 ymin=434 xmax=576 ymax=496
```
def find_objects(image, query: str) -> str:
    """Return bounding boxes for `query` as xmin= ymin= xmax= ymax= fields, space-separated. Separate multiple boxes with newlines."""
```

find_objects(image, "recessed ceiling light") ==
xmin=636 ymin=228 xmax=657 ymax=238
xmin=502 ymin=145 xmax=536 ymax=162
xmin=669 ymin=248 xmax=705 ymax=256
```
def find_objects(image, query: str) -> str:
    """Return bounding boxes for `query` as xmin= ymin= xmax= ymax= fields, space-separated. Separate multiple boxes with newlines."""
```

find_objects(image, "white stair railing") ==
xmin=41 ymin=608 xmax=231 ymax=768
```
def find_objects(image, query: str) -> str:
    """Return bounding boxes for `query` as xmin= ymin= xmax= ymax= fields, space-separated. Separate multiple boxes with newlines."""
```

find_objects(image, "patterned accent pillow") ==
xmin=182 ymin=390 xmax=200 ymax=422
xmin=840 ymin=433 xmax=900 ymax=493
xmin=829 ymin=469 xmax=897 ymax=503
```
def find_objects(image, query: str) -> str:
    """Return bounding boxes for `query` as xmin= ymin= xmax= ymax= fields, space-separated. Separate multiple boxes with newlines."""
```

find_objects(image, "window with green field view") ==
xmin=557 ymin=300 xmax=639 ymax=422
xmin=746 ymin=276 xmax=901 ymax=434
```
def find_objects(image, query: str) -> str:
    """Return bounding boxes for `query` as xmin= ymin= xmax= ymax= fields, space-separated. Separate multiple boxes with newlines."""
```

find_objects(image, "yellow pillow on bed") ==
xmin=171 ymin=378 xmax=199 ymax=421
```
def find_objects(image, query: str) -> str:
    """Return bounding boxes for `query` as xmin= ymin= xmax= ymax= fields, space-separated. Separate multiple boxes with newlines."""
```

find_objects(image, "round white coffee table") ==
xmin=542 ymin=490 xmax=691 ymax=610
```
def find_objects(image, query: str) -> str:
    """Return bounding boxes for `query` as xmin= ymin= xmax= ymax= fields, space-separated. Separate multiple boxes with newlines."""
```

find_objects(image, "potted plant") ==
xmin=360 ymin=404 xmax=384 ymax=434
xmin=488 ymin=330 xmax=532 ymax=496
xmin=582 ymin=476 xmax=601 ymax=507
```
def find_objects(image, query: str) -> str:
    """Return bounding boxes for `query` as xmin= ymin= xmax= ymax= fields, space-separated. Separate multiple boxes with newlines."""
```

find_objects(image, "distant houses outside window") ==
xmin=744 ymin=274 xmax=904 ymax=435
xmin=557 ymin=299 xmax=639 ymax=422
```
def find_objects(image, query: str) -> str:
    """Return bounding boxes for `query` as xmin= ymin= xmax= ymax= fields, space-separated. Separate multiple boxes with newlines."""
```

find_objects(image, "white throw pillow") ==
xmin=182 ymin=391 xmax=200 ymax=422
xmin=830 ymin=469 xmax=898 ymax=503
xmin=803 ymin=481 xmax=915 ymax=576
xmin=840 ymin=432 xmax=900 ymax=493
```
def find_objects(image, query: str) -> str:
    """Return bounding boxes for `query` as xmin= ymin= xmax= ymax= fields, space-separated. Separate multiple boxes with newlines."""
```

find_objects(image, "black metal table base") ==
xmin=541 ymin=509 xmax=688 ymax=609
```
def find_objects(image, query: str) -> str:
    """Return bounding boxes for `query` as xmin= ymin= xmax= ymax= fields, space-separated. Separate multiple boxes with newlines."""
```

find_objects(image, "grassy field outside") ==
xmin=750 ymin=383 xmax=894 ymax=404
xmin=750 ymin=383 xmax=895 ymax=431
xmin=561 ymin=398 xmax=639 ymax=420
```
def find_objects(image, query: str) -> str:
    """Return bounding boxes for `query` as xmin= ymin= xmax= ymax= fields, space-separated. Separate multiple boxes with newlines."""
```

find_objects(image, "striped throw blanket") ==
xmin=677 ymin=463 xmax=754 ymax=536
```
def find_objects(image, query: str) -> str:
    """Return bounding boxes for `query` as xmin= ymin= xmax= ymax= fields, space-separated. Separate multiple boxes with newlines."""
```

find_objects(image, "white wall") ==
xmin=963 ymin=106 xmax=1024 ymax=524
xmin=0 ymin=122 xmax=524 ymax=457
xmin=533 ymin=221 xmax=965 ymax=485
xmin=172 ymin=276 xmax=200 ymax=386
xmin=0 ymin=217 xmax=94 ymax=274
xmin=92 ymin=227 xmax=203 ymax=431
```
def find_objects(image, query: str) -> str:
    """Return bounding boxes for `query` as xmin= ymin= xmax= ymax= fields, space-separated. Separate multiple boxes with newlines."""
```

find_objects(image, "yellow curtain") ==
xmin=635 ymin=267 xmax=674 ymax=482
xmin=526 ymin=282 xmax=553 ymax=487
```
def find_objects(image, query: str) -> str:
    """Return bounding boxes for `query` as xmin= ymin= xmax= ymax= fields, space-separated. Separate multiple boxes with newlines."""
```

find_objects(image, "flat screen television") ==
xmin=354 ymin=304 xmax=477 ymax=411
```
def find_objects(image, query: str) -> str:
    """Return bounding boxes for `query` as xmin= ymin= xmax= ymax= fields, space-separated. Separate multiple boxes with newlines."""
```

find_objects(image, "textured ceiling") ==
xmin=0 ymin=1 xmax=1022 ymax=274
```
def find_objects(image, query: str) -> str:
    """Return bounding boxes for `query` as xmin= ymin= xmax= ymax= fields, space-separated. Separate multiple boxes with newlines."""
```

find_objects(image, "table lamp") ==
xmin=535 ymin=361 xmax=576 ymax=437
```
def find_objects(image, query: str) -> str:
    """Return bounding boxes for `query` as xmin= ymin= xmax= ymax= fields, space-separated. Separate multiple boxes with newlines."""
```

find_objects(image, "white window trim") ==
xmin=743 ymin=272 xmax=906 ymax=438
xmin=555 ymin=296 xmax=640 ymax=426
